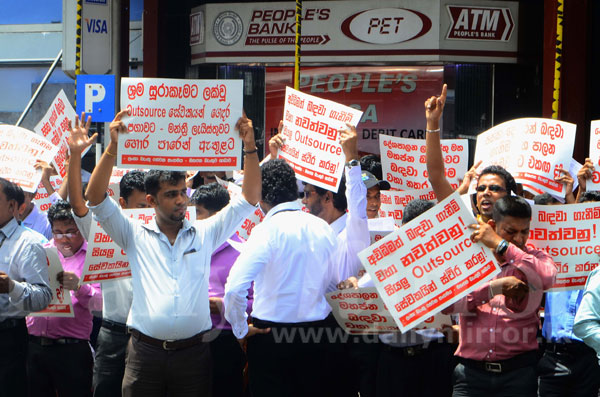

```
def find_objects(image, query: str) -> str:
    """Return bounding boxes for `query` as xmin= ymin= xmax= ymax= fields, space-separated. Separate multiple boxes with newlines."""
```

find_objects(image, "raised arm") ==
xmin=67 ymin=113 xmax=97 ymax=216
xmin=576 ymin=158 xmax=594 ymax=203
xmin=238 ymin=114 xmax=261 ymax=205
xmin=86 ymin=109 xmax=128 ymax=206
xmin=425 ymin=84 xmax=454 ymax=202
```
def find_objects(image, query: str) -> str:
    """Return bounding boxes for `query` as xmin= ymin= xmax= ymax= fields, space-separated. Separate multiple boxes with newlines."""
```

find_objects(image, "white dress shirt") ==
xmin=327 ymin=165 xmax=369 ymax=289
xmin=0 ymin=218 xmax=51 ymax=320
xmin=23 ymin=202 xmax=52 ymax=240
xmin=89 ymin=194 xmax=256 ymax=340
xmin=224 ymin=200 xmax=338 ymax=339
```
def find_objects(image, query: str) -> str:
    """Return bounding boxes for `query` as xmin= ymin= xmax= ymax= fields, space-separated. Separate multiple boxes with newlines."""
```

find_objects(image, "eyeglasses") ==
xmin=52 ymin=230 xmax=80 ymax=239
xmin=475 ymin=184 xmax=506 ymax=193
xmin=302 ymin=190 xmax=317 ymax=199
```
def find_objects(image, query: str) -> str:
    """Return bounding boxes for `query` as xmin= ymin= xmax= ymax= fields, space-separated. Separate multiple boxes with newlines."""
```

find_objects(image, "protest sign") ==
xmin=527 ymin=202 xmax=600 ymax=290
xmin=119 ymin=78 xmax=243 ymax=170
xmin=474 ymin=118 xmax=576 ymax=197
xmin=378 ymin=188 xmax=437 ymax=227
xmin=29 ymin=247 xmax=74 ymax=317
xmin=34 ymin=90 xmax=78 ymax=178
xmin=588 ymin=120 xmax=600 ymax=191
xmin=80 ymin=207 xmax=197 ymax=283
xmin=279 ymin=86 xmax=363 ymax=192
xmin=0 ymin=125 xmax=58 ymax=192
xmin=380 ymin=135 xmax=468 ymax=191
xmin=358 ymin=191 xmax=500 ymax=332
xmin=326 ymin=287 xmax=452 ymax=334
xmin=215 ymin=176 xmax=264 ymax=240
xmin=33 ymin=176 xmax=63 ymax=212
xmin=368 ymin=217 xmax=395 ymax=245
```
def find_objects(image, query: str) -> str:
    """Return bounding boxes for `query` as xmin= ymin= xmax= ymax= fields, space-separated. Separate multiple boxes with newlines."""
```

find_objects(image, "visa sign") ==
xmin=86 ymin=18 xmax=108 ymax=34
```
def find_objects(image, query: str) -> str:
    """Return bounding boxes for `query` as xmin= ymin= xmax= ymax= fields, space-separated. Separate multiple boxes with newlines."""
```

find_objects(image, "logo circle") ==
xmin=213 ymin=11 xmax=243 ymax=46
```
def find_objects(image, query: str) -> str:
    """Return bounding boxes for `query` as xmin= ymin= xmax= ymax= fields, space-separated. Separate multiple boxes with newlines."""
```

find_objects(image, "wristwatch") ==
xmin=346 ymin=159 xmax=360 ymax=169
xmin=495 ymin=239 xmax=509 ymax=256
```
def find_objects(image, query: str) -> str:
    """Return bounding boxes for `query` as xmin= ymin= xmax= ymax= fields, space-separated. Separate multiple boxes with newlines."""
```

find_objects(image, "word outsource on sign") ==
xmin=474 ymin=118 xmax=576 ymax=197
xmin=527 ymin=202 xmax=600 ymax=290
xmin=326 ymin=287 xmax=453 ymax=335
xmin=30 ymin=247 xmax=74 ymax=318
xmin=0 ymin=125 xmax=58 ymax=193
xmin=279 ymin=86 xmax=363 ymax=192
xmin=358 ymin=191 xmax=500 ymax=332
xmin=81 ymin=206 xmax=197 ymax=283
xmin=119 ymin=78 xmax=243 ymax=171
xmin=380 ymin=135 xmax=468 ymax=191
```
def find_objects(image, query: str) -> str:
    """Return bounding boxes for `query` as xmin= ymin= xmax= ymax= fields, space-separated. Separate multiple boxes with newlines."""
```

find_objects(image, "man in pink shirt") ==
xmin=444 ymin=195 xmax=556 ymax=396
xmin=27 ymin=200 xmax=102 ymax=397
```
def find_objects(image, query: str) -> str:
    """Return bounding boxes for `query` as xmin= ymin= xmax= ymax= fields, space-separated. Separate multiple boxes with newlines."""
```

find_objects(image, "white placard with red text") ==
xmin=81 ymin=207 xmax=196 ymax=283
xmin=33 ymin=90 xmax=78 ymax=178
xmin=358 ymin=191 xmax=500 ymax=332
xmin=279 ymin=86 xmax=363 ymax=192
xmin=380 ymin=135 xmax=468 ymax=191
xmin=0 ymin=125 xmax=58 ymax=192
xmin=474 ymin=118 xmax=576 ymax=197
xmin=326 ymin=287 xmax=453 ymax=334
xmin=119 ymin=78 xmax=243 ymax=170
xmin=33 ymin=176 xmax=63 ymax=212
xmin=527 ymin=202 xmax=600 ymax=290
xmin=215 ymin=176 xmax=264 ymax=240
xmin=29 ymin=247 xmax=74 ymax=317
xmin=378 ymin=189 xmax=437 ymax=227
xmin=587 ymin=121 xmax=600 ymax=191
xmin=368 ymin=217 xmax=395 ymax=245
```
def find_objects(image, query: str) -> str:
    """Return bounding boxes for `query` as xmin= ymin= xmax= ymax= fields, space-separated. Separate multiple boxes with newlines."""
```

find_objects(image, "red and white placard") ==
xmin=380 ymin=135 xmax=468 ymax=191
xmin=528 ymin=202 xmax=600 ymax=290
xmin=119 ymin=78 xmax=243 ymax=170
xmin=0 ymin=125 xmax=58 ymax=192
xmin=358 ymin=191 xmax=500 ymax=332
xmin=474 ymin=118 xmax=576 ymax=197
xmin=368 ymin=217 xmax=395 ymax=245
xmin=587 ymin=120 xmax=600 ymax=191
xmin=279 ymin=86 xmax=363 ymax=192
xmin=215 ymin=176 xmax=264 ymax=240
xmin=81 ymin=207 xmax=197 ymax=283
xmin=33 ymin=176 xmax=63 ymax=212
xmin=378 ymin=188 xmax=437 ymax=227
xmin=29 ymin=247 xmax=74 ymax=318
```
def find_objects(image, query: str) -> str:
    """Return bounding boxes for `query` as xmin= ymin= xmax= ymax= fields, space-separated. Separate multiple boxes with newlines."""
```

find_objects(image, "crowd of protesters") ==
xmin=2 ymin=83 xmax=600 ymax=397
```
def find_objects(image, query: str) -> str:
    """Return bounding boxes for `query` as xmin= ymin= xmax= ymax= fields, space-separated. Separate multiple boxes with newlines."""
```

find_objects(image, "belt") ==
xmin=0 ymin=318 xmax=25 ymax=331
xmin=129 ymin=329 xmax=208 ymax=351
xmin=384 ymin=339 xmax=446 ymax=357
xmin=29 ymin=335 xmax=88 ymax=346
xmin=102 ymin=319 xmax=128 ymax=334
xmin=459 ymin=350 xmax=538 ymax=374
xmin=545 ymin=341 xmax=594 ymax=355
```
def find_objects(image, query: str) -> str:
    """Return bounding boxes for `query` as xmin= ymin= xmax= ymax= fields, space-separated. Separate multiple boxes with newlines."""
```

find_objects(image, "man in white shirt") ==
xmin=86 ymin=109 xmax=261 ymax=397
xmin=224 ymin=158 xmax=339 ymax=397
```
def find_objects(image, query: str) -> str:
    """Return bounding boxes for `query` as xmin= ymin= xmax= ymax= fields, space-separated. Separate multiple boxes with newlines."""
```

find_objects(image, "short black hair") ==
xmin=479 ymin=165 xmax=517 ymax=195
xmin=402 ymin=199 xmax=435 ymax=225
xmin=47 ymin=200 xmax=75 ymax=227
xmin=120 ymin=170 xmax=147 ymax=200
xmin=312 ymin=175 xmax=347 ymax=212
xmin=190 ymin=182 xmax=230 ymax=213
xmin=0 ymin=178 xmax=20 ymax=203
xmin=579 ymin=191 xmax=600 ymax=203
xmin=533 ymin=193 xmax=559 ymax=205
xmin=360 ymin=154 xmax=383 ymax=180
xmin=12 ymin=182 xmax=25 ymax=207
xmin=261 ymin=159 xmax=298 ymax=207
xmin=492 ymin=196 xmax=531 ymax=223
xmin=144 ymin=170 xmax=186 ymax=197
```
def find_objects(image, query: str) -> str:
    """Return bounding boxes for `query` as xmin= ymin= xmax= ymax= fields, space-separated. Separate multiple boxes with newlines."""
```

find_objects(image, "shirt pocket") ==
xmin=181 ymin=251 xmax=206 ymax=282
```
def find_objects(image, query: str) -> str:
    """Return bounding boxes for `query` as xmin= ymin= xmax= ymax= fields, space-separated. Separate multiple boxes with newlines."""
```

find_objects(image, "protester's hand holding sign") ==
xmin=56 ymin=271 xmax=80 ymax=291
xmin=339 ymin=123 xmax=359 ymax=162
xmin=555 ymin=168 xmax=575 ymax=203
xmin=457 ymin=160 xmax=482 ymax=195
xmin=269 ymin=121 xmax=285 ymax=158
xmin=576 ymin=158 xmax=595 ymax=202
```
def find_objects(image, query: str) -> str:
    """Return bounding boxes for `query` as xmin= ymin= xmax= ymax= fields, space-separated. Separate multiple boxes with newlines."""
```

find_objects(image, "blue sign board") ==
xmin=76 ymin=74 xmax=115 ymax=122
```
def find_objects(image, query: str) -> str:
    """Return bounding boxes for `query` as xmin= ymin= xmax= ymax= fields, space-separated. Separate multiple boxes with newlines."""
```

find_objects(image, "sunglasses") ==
xmin=475 ymin=184 xmax=506 ymax=193
xmin=52 ymin=230 xmax=80 ymax=239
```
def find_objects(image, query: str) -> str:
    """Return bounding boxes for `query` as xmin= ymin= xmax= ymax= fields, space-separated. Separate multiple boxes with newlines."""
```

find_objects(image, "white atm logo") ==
xmin=446 ymin=6 xmax=514 ymax=41
xmin=85 ymin=18 xmax=108 ymax=34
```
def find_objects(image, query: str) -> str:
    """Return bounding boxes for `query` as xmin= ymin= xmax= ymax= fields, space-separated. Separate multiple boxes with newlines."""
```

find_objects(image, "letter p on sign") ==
xmin=76 ymin=74 xmax=115 ymax=122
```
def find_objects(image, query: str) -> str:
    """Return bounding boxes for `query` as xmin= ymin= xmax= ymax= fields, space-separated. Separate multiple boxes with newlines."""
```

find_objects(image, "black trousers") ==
xmin=453 ymin=361 xmax=537 ymax=397
xmin=121 ymin=333 xmax=212 ymax=397
xmin=538 ymin=342 xmax=600 ymax=397
xmin=27 ymin=339 xmax=94 ymax=397
xmin=93 ymin=325 xmax=130 ymax=397
xmin=376 ymin=339 xmax=455 ymax=397
xmin=247 ymin=316 xmax=335 ymax=397
xmin=0 ymin=319 xmax=28 ymax=397
xmin=207 ymin=329 xmax=246 ymax=397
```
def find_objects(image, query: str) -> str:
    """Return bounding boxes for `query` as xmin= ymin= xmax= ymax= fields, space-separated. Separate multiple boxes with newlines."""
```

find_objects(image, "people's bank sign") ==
xmin=191 ymin=0 xmax=518 ymax=64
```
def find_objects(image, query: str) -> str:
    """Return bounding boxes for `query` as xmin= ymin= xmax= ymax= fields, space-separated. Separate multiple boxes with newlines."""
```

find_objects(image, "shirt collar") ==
xmin=330 ymin=213 xmax=347 ymax=235
xmin=141 ymin=217 xmax=195 ymax=235
xmin=0 ymin=217 xmax=19 ymax=239
xmin=264 ymin=200 xmax=302 ymax=222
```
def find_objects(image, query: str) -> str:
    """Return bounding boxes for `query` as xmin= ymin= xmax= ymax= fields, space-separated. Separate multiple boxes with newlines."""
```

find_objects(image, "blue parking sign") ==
xmin=76 ymin=75 xmax=115 ymax=122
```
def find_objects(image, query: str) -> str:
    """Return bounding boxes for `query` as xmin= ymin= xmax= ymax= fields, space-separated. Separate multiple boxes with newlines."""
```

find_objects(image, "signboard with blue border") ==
xmin=76 ymin=74 xmax=115 ymax=122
